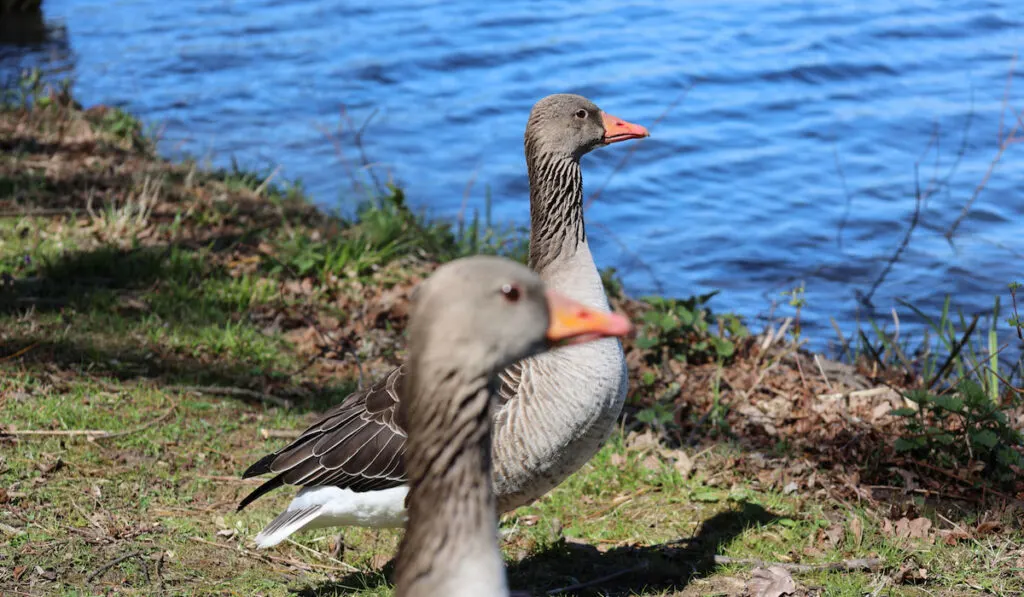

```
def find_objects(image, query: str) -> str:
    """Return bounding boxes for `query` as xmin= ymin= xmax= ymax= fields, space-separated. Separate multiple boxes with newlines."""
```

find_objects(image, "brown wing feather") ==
xmin=238 ymin=365 xmax=409 ymax=509
xmin=239 ymin=360 xmax=524 ymax=511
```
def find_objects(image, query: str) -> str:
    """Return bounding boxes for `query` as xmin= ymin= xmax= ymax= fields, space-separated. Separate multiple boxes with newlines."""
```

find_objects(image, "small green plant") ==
xmin=452 ymin=188 xmax=528 ymax=263
xmin=634 ymin=291 xmax=748 ymax=365
xmin=780 ymin=282 xmax=807 ymax=343
xmin=600 ymin=266 xmax=625 ymax=301
xmin=1009 ymin=281 xmax=1023 ymax=340
xmin=890 ymin=379 xmax=1024 ymax=484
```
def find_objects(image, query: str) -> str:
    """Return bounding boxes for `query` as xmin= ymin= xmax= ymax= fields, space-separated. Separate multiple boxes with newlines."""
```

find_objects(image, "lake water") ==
xmin=3 ymin=0 xmax=1023 ymax=355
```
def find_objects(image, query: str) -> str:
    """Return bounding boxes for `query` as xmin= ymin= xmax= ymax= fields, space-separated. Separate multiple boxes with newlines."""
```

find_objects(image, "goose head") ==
xmin=525 ymin=93 xmax=649 ymax=161
xmin=404 ymin=255 xmax=633 ymax=382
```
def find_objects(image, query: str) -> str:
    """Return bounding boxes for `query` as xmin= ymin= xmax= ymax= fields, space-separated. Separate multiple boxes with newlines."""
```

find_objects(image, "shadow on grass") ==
xmin=0 ymin=336 xmax=359 ymax=414
xmin=0 ymin=243 xmax=364 ymax=415
xmin=297 ymin=503 xmax=779 ymax=597
xmin=509 ymin=503 xmax=779 ymax=597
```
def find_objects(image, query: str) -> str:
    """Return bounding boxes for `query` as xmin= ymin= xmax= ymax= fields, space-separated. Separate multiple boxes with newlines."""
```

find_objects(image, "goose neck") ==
xmin=527 ymin=152 xmax=585 ymax=273
xmin=395 ymin=373 xmax=509 ymax=597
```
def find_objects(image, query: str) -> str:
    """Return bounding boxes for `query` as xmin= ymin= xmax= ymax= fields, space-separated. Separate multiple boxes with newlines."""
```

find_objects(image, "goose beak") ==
xmin=545 ymin=290 xmax=633 ymax=347
xmin=601 ymin=112 xmax=649 ymax=144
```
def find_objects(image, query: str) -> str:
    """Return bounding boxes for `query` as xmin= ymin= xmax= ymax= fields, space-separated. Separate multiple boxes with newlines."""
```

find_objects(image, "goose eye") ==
xmin=500 ymin=283 xmax=521 ymax=302
xmin=575 ymin=109 xmax=588 ymax=119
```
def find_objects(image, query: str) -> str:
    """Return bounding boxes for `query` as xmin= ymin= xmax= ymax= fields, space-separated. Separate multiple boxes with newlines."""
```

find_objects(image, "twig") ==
xmin=584 ymin=85 xmax=691 ymax=210
xmin=589 ymin=221 xmax=665 ymax=295
xmin=167 ymin=384 xmax=292 ymax=409
xmin=283 ymin=537 xmax=358 ymax=572
xmin=924 ymin=314 xmax=980 ymax=390
xmin=253 ymin=165 xmax=282 ymax=197
xmin=259 ymin=428 xmax=302 ymax=439
xmin=0 ymin=208 xmax=84 ymax=217
xmin=0 ymin=342 xmax=38 ymax=361
xmin=2 ymin=428 xmax=110 ymax=437
xmin=946 ymin=52 xmax=1020 ymax=240
xmin=813 ymin=354 xmax=834 ymax=393
xmin=713 ymin=555 xmax=884 ymax=572
xmin=816 ymin=386 xmax=893 ymax=401
xmin=859 ymin=163 xmax=925 ymax=307
xmin=189 ymin=535 xmax=359 ymax=573
xmin=155 ymin=551 xmax=165 ymax=593
xmin=197 ymin=475 xmax=262 ymax=484
xmin=86 ymin=550 xmax=149 ymax=584
xmin=545 ymin=562 xmax=649 ymax=595
xmin=1 ymin=404 xmax=175 ymax=441
xmin=833 ymin=145 xmax=853 ymax=250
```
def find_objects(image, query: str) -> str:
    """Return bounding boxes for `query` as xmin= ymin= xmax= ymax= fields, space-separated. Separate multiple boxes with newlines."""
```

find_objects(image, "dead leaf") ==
xmin=664 ymin=449 xmax=694 ymax=478
xmin=216 ymin=528 xmax=235 ymax=539
xmin=893 ymin=467 xmax=919 ymax=492
xmin=13 ymin=566 xmax=26 ymax=581
xmin=901 ymin=517 xmax=932 ymax=539
xmin=370 ymin=553 xmax=391 ymax=570
xmin=641 ymin=453 xmax=662 ymax=472
xmin=883 ymin=517 xmax=933 ymax=541
xmin=937 ymin=528 xmax=971 ymax=545
xmin=37 ymin=458 xmax=64 ymax=475
xmin=34 ymin=566 xmax=56 ymax=581
xmin=849 ymin=515 xmax=863 ymax=548
xmin=823 ymin=523 xmax=844 ymax=549
xmin=895 ymin=560 xmax=928 ymax=584
xmin=609 ymin=453 xmax=626 ymax=467
xmin=746 ymin=565 xmax=796 ymax=597
xmin=975 ymin=520 xmax=1001 ymax=536
xmin=625 ymin=429 xmax=659 ymax=452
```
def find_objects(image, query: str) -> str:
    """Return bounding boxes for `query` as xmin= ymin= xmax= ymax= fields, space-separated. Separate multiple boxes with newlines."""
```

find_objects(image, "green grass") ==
xmin=2 ymin=74 xmax=1023 ymax=596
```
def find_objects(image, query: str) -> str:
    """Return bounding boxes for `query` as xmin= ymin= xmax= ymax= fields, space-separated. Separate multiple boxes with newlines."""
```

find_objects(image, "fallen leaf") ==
xmin=13 ymin=566 xmax=26 ymax=581
xmin=746 ymin=565 xmax=796 ymax=597
xmin=609 ymin=453 xmax=626 ymax=467
xmin=883 ymin=517 xmax=933 ymax=541
xmin=782 ymin=481 xmax=798 ymax=495
xmin=900 ymin=517 xmax=932 ymax=539
xmin=370 ymin=553 xmax=391 ymax=570
xmin=518 ymin=515 xmax=539 ymax=526
xmin=641 ymin=453 xmax=662 ymax=472
xmin=216 ymin=529 xmax=235 ymax=539
xmin=975 ymin=520 xmax=1001 ymax=536
xmin=625 ymin=429 xmax=659 ymax=452
xmin=893 ymin=467 xmax=919 ymax=492
xmin=668 ymin=449 xmax=694 ymax=478
xmin=823 ymin=523 xmax=844 ymax=549
xmin=37 ymin=458 xmax=64 ymax=475
xmin=849 ymin=515 xmax=863 ymax=548
xmin=34 ymin=566 xmax=56 ymax=581
xmin=937 ymin=528 xmax=971 ymax=545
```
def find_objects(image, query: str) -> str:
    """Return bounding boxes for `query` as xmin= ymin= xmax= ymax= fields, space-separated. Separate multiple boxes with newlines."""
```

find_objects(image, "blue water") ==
xmin=3 ymin=0 xmax=1023 ymax=354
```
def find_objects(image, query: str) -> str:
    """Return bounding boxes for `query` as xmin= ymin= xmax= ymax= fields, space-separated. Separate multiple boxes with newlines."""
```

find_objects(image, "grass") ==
xmin=2 ymin=74 xmax=1023 ymax=596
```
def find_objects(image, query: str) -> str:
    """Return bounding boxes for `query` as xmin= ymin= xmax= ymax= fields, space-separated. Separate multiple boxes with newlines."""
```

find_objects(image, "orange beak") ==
xmin=601 ymin=112 xmax=650 ymax=144
xmin=545 ymin=289 xmax=633 ymax=347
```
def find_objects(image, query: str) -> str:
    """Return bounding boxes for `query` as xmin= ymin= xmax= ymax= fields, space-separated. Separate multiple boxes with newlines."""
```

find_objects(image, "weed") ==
xmin=890 ymin=379 xmax=1024 ymax=484
xmin=634 ymin=292 xmax=749 ymax=366
xmin=86 ymin=175 xmax=158 ymax=243
xmin=780 ymin=282 xmax=807 ymax=343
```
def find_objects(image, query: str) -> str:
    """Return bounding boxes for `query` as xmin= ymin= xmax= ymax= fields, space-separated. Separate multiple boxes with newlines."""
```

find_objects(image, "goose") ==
xmin=237 ymin=94 xmax=649 ymax=548
xmin=393 ymin=255 xmax=633 ymax=597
